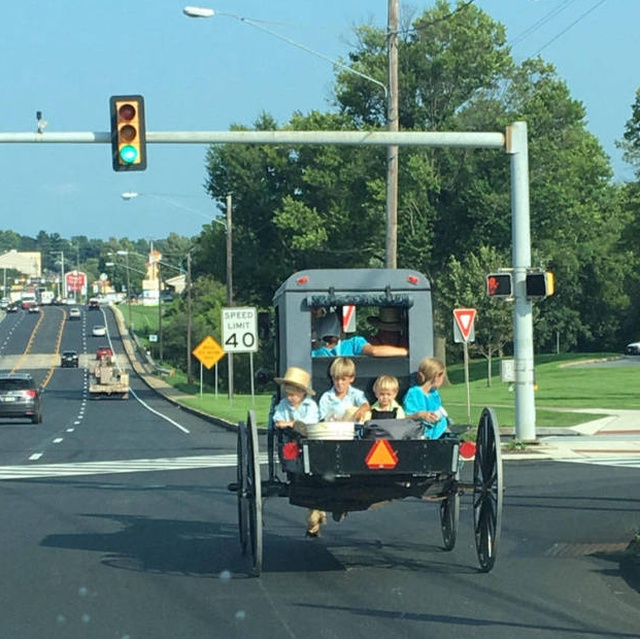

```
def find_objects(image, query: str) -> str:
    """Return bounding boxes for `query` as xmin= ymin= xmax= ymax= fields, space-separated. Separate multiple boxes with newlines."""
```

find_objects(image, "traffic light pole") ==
xmin=0 ymin=122 xmax=537 ymax=440
xmin=508 ymin=122 xmax=536 ymax=442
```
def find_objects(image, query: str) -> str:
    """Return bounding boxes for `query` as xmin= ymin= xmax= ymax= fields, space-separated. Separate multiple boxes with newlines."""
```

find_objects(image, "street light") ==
xmin=183 ymin=5 xmax=398 ymax=267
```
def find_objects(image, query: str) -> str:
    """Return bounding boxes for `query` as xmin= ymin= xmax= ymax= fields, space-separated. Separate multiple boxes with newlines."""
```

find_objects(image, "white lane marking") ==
xmin=560 ymin=457 xmax=640 ymax=469
xmin=66 ymin=428 xmax=74 ymax=433
xmin=130 ymin=387 xmax=190 ymax=434
xmin=53 ymin=438 xmax=63 ymax=444
xmin=0 ymin=453 xmax=268 ymax=480
xmin=28 ymin=453 xmax=43 ymax=461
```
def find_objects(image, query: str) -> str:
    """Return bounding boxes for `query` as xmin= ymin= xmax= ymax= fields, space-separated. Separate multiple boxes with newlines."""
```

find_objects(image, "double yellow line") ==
xmin=11 ymin=307 xmax=67 ymax=389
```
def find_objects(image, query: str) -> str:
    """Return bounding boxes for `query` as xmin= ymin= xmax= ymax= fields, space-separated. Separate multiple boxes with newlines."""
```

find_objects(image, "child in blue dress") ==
xmin=403 ymin=357 xmax=449 ymax=439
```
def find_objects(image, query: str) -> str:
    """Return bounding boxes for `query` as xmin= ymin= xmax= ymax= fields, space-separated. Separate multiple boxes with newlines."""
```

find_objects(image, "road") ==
xmin=0 ymin=305 xmax=638 ymax=639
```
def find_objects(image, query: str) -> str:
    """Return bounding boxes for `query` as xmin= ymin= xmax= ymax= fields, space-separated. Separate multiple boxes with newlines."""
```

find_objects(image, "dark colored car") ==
xmin=0 ymin=374 xmax=43 ymax=424
xmin=61 ymin=350 xmax=79 ymax=368
xmin=88 ymin=299 xmax=100 ymax=310
xmin=5 ymin=302 xmax=19 ymax=313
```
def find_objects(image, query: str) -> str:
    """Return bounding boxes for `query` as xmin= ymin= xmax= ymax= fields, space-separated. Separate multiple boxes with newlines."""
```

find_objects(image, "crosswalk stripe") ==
xmin=0 ymin=453 xmax=270 ymax=480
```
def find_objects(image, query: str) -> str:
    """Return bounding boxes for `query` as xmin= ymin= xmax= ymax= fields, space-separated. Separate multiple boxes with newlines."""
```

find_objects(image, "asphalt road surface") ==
xmin=0 ymin=305 xmax=638 ymax=639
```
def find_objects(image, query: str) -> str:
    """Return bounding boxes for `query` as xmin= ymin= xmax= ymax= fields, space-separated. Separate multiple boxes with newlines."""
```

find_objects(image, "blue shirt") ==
xmin=312 ymin=336 xmax=369 ymax=358
xmin=318 ymin=385 xmax=368 ymax=420
xmin=273 ymin=395 xmax=319 ymax=425
xmin=403 ymin=385 xmax=448 ymax=439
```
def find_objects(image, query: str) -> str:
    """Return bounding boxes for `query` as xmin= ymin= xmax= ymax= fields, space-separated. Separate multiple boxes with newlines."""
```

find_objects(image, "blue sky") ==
xmin=1 ymin=0 xmax=636 ymax=241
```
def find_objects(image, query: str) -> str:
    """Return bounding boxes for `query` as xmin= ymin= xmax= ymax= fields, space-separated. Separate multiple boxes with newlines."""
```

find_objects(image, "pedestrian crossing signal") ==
xmin=110 ymin=95 xmax=147 ymax=172
xmin=526 ymin=271 xmax=555 ymax=299
xmin=486 ymin=273 xmax=512 ymax=298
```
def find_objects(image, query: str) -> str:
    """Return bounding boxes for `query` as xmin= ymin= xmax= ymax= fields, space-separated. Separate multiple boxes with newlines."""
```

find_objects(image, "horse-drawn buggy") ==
xmin=233 ymin=269 xmax=503 ymax=575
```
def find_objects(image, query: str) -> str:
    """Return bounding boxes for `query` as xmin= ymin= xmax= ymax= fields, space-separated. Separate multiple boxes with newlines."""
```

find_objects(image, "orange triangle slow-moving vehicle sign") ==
xmin=365 ymin=439 xmax=399 ymax=469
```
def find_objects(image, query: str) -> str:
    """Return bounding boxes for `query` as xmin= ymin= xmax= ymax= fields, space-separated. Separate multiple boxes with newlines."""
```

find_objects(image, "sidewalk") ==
xmin=502 ymin=409 xmax=640 ymax=461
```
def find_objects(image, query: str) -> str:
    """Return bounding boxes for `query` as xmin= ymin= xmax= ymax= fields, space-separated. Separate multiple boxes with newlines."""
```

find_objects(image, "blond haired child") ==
xmin=308 ymin=358 xmax=370 ymax=537
xmin=403 ymin=357 xmax=449 ymax=439
xmin=370 ymin=375 xmax=405 ymax=420
xmin=318 ymin=357 xmax=370 ymax=423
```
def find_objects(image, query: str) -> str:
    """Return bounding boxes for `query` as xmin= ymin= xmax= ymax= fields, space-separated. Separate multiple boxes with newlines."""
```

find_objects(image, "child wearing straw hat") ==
xmin=273 ymin=367 xmax=319 ymax=428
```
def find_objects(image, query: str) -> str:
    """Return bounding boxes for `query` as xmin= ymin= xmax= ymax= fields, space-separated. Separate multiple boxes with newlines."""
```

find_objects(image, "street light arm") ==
xmin=183 ymin=6 xmax=388 ymax=98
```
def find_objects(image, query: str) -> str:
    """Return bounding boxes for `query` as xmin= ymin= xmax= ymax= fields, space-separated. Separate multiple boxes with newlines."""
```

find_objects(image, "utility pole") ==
xmin=386 ymin=0 xmax=399 ymax=268
xmin=226 ymin=193 xmax=234 ymax=399
xmin=186 ymin=250 xmax=193 ymax=385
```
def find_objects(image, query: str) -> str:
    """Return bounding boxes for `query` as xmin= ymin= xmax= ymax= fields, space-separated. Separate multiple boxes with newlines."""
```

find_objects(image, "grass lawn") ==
xmin=163 ymin=352 xmax=638 ymax=430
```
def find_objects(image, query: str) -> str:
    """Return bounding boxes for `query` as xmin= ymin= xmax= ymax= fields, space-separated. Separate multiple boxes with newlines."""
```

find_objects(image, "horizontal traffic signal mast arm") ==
xmin=0 ymin=130 xmax=506 ymax=148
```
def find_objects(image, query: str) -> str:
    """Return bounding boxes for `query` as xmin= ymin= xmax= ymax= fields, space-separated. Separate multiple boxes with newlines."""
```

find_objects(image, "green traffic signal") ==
xmin=119 ymin=145 xmax=139 ymax=164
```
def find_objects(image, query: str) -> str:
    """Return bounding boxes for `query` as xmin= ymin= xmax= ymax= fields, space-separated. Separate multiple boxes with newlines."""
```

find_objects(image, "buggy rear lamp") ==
xmin=407 ymin=275 xmax=419 ymax=285
xmin=459 ymin=441 xmax=476 ymax=460
xmin=282 ymin=442 xmax=301 ymax=460
xmin=296 ymin=276 xmax=309 ymax=285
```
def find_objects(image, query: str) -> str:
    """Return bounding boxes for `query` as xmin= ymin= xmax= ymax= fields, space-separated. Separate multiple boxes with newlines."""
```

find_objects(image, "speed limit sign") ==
xmin=222 ymin=307 xmax=258 ymax=353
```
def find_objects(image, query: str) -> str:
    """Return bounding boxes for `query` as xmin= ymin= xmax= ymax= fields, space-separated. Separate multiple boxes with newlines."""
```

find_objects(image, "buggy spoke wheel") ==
xmin=247 ymin=410 xmax=263 ymax=576
xmin=237 ymin=421 xmax=250 ymax=555
xmin=439 ymin=486 xmax=460 ymax=551
xmin=473 ymin=407 xmax=503 ymax=572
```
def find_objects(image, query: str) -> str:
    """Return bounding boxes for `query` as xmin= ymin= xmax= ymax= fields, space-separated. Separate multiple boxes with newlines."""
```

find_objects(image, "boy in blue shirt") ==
xmin=273 ymin=367 xmax=318 ymax=428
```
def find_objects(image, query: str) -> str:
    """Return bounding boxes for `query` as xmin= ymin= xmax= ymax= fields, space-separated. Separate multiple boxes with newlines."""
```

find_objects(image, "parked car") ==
xmin=92 ymin=325 xmax=107 ymax=337
xmin=0 ymin=374 xmax=43 ymax=424
xmin=60 ymin=350 xmax=79 ymax=368
xmin=626 ymin=342 xmax=640 ymax=355
xmin=69 ymin=307 xmax=82 ymax=319
xmin=95 ymin=346 xmax=114 ymax=360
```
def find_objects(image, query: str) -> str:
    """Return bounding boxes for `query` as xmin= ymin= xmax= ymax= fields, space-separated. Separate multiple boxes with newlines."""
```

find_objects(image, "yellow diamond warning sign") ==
xmin=365 ymin=439 xmax=398 ymax=469
xmin=192 ymin=336 xmax=225 ymax=369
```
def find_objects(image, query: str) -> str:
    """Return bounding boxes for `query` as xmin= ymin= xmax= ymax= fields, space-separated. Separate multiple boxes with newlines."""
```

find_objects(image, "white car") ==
xmin=92 ymin=325 xmax=107 ymax=337
xmin=69 ymin=307 xmax=82 ymax=319
xmin=626 ymin=342 xmax=640 ymax=355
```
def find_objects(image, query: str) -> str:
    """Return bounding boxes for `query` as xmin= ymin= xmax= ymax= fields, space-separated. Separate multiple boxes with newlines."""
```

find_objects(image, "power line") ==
xmin=532 ymin=0 xmax=607 ymax=56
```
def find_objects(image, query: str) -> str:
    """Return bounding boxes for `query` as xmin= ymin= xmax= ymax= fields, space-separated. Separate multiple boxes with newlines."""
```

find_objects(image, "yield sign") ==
xmin=453 ymin=308 xmax=477 ymax=342
xmin=365 ymin=439 xmax=398 ymax=469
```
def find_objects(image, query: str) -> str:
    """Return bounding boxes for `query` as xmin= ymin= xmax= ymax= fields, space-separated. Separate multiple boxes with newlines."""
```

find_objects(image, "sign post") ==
xmin=453 ymin=308 xmax=477 ymax=424
xmin=192 ymin=336 xmax=226 ymax=397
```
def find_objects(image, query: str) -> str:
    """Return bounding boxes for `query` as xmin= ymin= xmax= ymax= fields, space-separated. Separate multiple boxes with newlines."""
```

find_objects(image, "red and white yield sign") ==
xmin=453 ymin=308 xmax=477 ymax=343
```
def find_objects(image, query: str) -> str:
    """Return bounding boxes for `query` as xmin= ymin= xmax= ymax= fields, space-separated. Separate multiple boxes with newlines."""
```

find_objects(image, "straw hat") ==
xmin=368 ymin=307 xmax=404 ymax=331
xmin=274 ymin=366 xmax=315 ymax=395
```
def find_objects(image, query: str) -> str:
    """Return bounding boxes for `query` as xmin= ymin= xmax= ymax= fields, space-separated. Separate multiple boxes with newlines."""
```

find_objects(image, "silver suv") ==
xmin=0 ymin=374 xmax=43 ymax=424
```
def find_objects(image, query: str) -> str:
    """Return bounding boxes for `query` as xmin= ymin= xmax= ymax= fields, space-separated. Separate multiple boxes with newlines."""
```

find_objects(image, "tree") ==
xmin=436 ymin=246 xmax=512 ymax=385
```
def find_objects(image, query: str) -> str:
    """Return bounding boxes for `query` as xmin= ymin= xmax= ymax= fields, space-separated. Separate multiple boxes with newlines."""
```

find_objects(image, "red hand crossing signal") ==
xmin=486 ymin=273 xmax=512 ymax=298
xmin=110 ymin=95 xmax=147 ymax=172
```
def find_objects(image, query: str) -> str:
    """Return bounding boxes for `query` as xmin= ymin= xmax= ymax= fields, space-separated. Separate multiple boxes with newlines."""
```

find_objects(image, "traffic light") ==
xmin=110 ymin=95 xmax=147 ymax=171
xmin=486 ymin=273 xmax=513 ymax=298
xmin=526 ymin=270 xmax=555 ymax=299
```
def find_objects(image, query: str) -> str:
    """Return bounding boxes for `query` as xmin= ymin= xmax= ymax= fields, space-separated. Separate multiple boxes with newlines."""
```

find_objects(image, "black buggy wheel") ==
xmin=473 ymin=407 xmax=503 ymax=572
xmin=246 ymin=410 xmax=263 ymax=575
xmin=439 ymin=481 xmax=460 ymax=551
xmin=237 ymin=421 xmax=250 ymax=555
